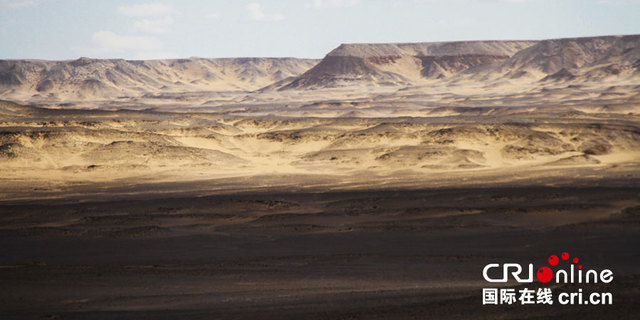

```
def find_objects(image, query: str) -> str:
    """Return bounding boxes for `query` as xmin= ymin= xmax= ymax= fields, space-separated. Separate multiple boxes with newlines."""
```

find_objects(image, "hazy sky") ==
xmin=1 ymin=0 xmax=639 ymax=60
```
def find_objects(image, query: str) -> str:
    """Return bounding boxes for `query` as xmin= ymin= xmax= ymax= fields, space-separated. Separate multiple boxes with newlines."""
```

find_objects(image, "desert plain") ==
xmin=1 ymin=35 xmax=640 ymax=319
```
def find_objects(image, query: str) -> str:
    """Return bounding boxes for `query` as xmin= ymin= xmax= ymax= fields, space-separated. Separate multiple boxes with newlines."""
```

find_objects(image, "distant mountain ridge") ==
xmin=275 ymin=35 xmax=640 ymax=90
xmin=0 ymin=57 xmax=319 ymax=101
xmin=1 ymin=35 xmax=639 ymax=102
xmin=499 ymin=35 xmax=640 ymax=79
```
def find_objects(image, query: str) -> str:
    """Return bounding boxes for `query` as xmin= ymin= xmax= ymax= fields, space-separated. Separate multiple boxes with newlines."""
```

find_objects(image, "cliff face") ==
xmin=0 ymin=57 xmax=319 ymax=101
xmin=277 ymin=36 xmax=640 ymax=90
xmin=325 ymin=41 xmax=534 ymax=57
xmin=279 ymin=41 xmax=536 ymax=89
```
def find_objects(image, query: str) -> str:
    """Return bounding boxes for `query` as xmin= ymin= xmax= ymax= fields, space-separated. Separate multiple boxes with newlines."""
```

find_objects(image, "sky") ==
xmin=0 ymin=0 xmax=639 ymax=60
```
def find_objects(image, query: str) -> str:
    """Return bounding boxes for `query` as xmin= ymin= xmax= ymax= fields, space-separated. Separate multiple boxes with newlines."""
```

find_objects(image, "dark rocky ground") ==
xmin=1 ymin=183 xmax=639 ymax=319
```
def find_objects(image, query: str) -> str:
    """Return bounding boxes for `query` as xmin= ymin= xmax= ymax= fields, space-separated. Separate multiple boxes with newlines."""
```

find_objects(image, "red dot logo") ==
xmin=548 ymin=255 xmax=559 ymax=266
xmin=561 ymin=252 xmax=569 ymax=260
xmin=537 ymin=266 xmax=553 ymax=283
xmin=573 ymin=257 xmax=579 ymax=264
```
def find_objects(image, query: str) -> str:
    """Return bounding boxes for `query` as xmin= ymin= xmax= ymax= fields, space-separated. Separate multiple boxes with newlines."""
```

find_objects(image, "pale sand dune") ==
xmin=1 ymin=96 xmax=639 ymax=202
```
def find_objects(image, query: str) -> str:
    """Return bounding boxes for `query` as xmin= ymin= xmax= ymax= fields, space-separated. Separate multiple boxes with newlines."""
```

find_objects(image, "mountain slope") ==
xmin=0 ymin=57 xmax=319 ymax=101
xmin=277 ymin=41 xmax=536 ymax=89
xmin=505 ymin=35 xmax=640 ymax=73
xmin=1 ymin=35 xmax=639 ymax=103
xmin=495 ymin=35 xmax=640 ymax=81
xmin=273 ymin=35 xmax=640 ymax=90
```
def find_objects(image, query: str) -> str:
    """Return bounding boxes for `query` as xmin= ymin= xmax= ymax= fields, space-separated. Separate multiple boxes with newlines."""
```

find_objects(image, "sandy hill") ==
xmin=273 ymin=35 xmax=640 ymax=90
xmin=1 ymin=97 xmax=639 ymax=192
xmin=493 ymin=34 xmax=640 ymax=81
xmin=0 ymin=57 xmax=319 ymax=102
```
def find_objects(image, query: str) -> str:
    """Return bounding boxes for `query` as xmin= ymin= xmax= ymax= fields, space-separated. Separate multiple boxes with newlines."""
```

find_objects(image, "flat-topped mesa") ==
xmin=277 ymin=35 xmax=640 ymax=90
xmin=326 ymin=41 xmax=535 ymax=57
xmin=279 ymin=40 xmax=537 ymax=89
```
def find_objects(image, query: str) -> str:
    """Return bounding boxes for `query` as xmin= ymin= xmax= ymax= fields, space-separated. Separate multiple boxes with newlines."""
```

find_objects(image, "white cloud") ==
xmin=311 ymin=0 xmax=360 ymax=8
xmin=411 ymin=0 xmax=544 ymax=2
xmin=435 ymin=18 xmax=475 ymax=28
xmin=72 ymin=31 xmax=182 ymax=59
xmin=74 ymin=31 xmax=164 ymax=57
xmin=93 ymin=31 xmax=162 ymax=52
xmin=205 ymin=12 xmax=220 ymax=19
xmin=117 ymin=3 xmax=177 ymax=35
xmin=133 ymin=16 xmax=174 ymax=34
xmin=246 ymin=3 xmax=284 ymax=21
xmin=117 ymin=3 xmax=177 ymax=17
xmin=74 ymin=3 xmax=180 ymax=58
xmin=597 ymin=0 xmax=640 ymax=4
xmin=0 ymin=0 xmax=47 ymax=10
xmin=2 ymin=0 xmax=36 ymax=8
